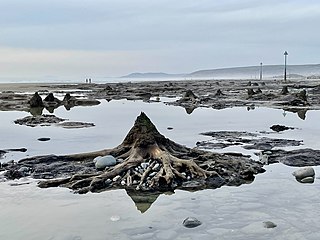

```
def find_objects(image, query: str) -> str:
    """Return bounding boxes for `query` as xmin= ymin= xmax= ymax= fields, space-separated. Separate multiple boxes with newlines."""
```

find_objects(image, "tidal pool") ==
xmin=1 ymin=100 xmax=320 ymax=239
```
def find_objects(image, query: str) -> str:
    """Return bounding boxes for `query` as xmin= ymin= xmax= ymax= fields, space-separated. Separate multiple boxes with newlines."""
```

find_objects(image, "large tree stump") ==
xmin=7 ymin=112 xmax=264 ymax=194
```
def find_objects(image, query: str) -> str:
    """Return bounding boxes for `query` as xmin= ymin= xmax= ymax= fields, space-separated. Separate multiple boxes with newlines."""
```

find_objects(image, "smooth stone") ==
xmin=37 ymin=137 xmax=51 ymax=142
xmin=149 ymin=172 xmax=157 ymax=177
xmin=18 ymin=166 xmax=29 ymax=173
xmin=104 ymin=179 xmax=112 ymax=186
xmin=292 ymin=167 xmax=315 ymax=180
xmin=182 ymin=217 xmax=202 ymax=228
xmin=263 ymin=221 xmax=277 ymax=228
xmin=94 ymin=155 xmax=117 ymax=170
xmin=141 ymin=162 xmax=149 ymax=169
xmin=299 ymin=176 xmax=315 ymax=183
xmin=113 ymin=175 xmax=121 ymax=182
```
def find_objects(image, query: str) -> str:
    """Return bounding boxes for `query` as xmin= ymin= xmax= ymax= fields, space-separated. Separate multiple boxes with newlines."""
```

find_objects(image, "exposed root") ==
xmin=27 ymin=112 xmax=263 ymax=193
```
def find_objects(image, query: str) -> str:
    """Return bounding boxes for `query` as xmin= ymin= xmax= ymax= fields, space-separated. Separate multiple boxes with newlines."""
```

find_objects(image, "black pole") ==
xmin=284 ymin=51 xmax=288 ymax=82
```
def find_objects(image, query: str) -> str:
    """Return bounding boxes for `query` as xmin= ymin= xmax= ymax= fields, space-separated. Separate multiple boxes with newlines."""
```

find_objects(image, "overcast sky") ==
xmin=0 ymin=0 xmax=319 ymax=80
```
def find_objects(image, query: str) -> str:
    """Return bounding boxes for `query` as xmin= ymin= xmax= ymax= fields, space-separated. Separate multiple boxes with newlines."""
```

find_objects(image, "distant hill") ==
xmin=188 ymin=64 xmax=320 ymax=79
xmin=121 ymin=72 xmax=185 ymax=78
xmin=121 ymin=64 xmax=320 ymax=80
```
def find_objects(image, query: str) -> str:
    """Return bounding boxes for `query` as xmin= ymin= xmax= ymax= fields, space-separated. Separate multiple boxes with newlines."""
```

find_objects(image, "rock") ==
xmin=263 ymin=221 xmax=277 ymax=228
xmin=270 ymin=124 xmax=294 ymax=132
xmin=247 ymin=88 xmax=255 ymax=96
xmin=300 ymin=176 xmax=314 ymax=183
xmin=183 ymin=217 xmax=202 ymax=228
xmin=38 ymin=137 xmax=51 ymax=141
xmin=94 ymin=155 xmax=117 ymax=170
xmin=105 ymin=179 xmax=112 ymax=186
xmin=44 ymin=93 xmax=60 ymax=103
xmin=292 ymin=167 xmax=315 ymax=180
xmin=280 ymin=86 xmax=289 ymax=95
xmin=112 ymin=175 xmax=121 ymax=182
xmin=18 ymin=166 xmax=29 ymax=173
xmin=297 ymin=89 xmax=307 ymax=101
xmin=256 ymin=88 xmax=262 ymax=94
xmin=29 ymin=92 xmax=44 ymax=107
xmin=57 ymin=121 xmax=95 ymax=129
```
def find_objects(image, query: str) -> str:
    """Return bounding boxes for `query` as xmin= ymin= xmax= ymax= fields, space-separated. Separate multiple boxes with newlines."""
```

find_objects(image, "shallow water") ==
xmin=1 ymin=100 xmax=320 ymax=239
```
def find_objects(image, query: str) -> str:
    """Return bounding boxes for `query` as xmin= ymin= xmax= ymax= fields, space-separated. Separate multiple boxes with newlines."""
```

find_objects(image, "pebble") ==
xmin=113 ymin=175 xmax=121 ymax=182
xmin=141 ymin=162 xmax=149 ymax=169
xmin=94 ymin=155 xmax=117 ymax=170
xmin=18 ymin=166 xmax=29 ymax=173
xmin=105 ymin=179 xmax=112 ymax=186
xmin=300 ymin=176 xmax=314 ymax=183
xmin=149 ymin=172 xmax=157 ymax=177
xmin=182 ymin=217 xmax=202 ymax=228
xmin=152 ymin=163 xmax=160 ymax=171
xmin=263 ymin=221 xmax=277 ymax=228
xmin=121 ymin=180 xmax=126 ymax=186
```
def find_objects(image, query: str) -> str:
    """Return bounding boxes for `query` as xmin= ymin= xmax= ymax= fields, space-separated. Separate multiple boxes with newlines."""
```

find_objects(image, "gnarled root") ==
xmin=39 ymin=144 xmax=220 ymax=194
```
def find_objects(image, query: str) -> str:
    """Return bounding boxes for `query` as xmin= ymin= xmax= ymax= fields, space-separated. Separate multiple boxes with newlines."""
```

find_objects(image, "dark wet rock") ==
xmin=296 ymin=89 xmax=307 ymax=101
xmin=247 ymin=88 xmax=255 ymax=97
xmin=281 ymin=86 xmax=289 ymax=95
xmin=56 ymin=121 xmax=95 ymax=129
xmin=243 ymin=138 xmax=302 ymax=150
xmin=183 ymin=217 xmax=202 ymax=228
xmin=29 ymin=92 xmax=44 ymax=107
xmin=4 ymin=154 xmax=96 ymax=181
xmin=38 ymin=137 xmax=51 ymax=142
xmin=267 ymin=149 xmax=320 ymax=167
xmin=292 ymin=167 xmax=315 ymax=180
xmin=167 ymin=127 xmax=173 ymax=130
xmin=270 ymin=124 xmax=294 ymax=132
xmin=14 ymin=114 xmax=66 ymax=127
xmin=214 ymin=89 xmax=224 ymax=96
xmin=178 ymin=90 xmax=198 ymax=103
xmin=247 ymin=104 xmax=255 ymax=111
xmin=255 ymin=88 xmax=262 ymax=94
xmin=206 ymin=175 xmax=225 ymax=188
xmin=201 ymin=131 xmax=258 ymax=140
xmin=263 ymin=221 xmax=277 ymax=229
xmin=198 ymin=131 xmax=302 ymax=151
xmin=4 ymin=169 xmax=25 ymax=179
xmin=43 ymin=93 xmax=61 ymax=110
xmin=44 ymin=93 xmax=60 ymax=103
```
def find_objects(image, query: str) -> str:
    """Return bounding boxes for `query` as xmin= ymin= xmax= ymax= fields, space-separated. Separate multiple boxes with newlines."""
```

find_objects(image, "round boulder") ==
xmin=292 ymin=167 xmax=315 ymax=183
xmin=182 ymin=217 xmax=202 ymax=228
xmin=94 ymin=155 xmax=117 ymax=170
xmin=292 ymin=167 xmax=315 ymax=180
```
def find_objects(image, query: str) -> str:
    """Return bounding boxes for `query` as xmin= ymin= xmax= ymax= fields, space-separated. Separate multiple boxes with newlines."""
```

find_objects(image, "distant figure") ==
xmin=85 ymin=78 xmax=88 ymax=84
xmin=89 ymin=78 xmax=92 ymax=84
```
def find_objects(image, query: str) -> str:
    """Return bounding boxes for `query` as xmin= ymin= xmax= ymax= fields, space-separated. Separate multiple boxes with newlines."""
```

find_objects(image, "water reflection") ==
xmin=283 ymin=108 xmax=308 ymax=120
xmin=125 ymin=189 xmax=161 ymax=213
